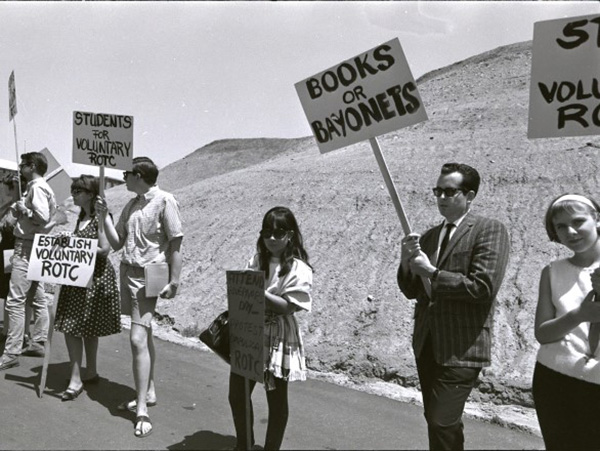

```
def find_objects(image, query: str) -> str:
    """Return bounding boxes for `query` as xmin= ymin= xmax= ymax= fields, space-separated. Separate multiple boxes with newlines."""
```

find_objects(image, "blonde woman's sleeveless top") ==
xmin=537 ymin=258 xmax=600 ymax=384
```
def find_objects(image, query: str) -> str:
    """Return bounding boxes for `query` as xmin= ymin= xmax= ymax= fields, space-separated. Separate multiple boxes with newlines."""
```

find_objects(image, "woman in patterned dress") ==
xmin=54 ymin=175 xmax=121 ymax=401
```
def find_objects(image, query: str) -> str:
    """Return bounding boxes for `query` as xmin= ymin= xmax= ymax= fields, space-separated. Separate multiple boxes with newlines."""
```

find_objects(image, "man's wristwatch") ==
xmin=431 ymin=268 xmax=440 ymax=281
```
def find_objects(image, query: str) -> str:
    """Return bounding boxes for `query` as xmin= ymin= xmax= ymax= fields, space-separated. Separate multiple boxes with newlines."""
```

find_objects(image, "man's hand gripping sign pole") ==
xmin=295 ymin=37 xmax=431 ymax=296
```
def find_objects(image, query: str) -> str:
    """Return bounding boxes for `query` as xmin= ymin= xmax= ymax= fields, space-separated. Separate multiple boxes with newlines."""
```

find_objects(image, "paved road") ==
xmin=0 ymin=328 xmax=544 ymax=450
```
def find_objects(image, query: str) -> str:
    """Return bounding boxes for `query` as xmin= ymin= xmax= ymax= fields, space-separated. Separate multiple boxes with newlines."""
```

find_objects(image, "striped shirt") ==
xmin=116 ymin=186 xmax=183 ymax=267
xmin=14 ymin=177 xmax=56 ymax=240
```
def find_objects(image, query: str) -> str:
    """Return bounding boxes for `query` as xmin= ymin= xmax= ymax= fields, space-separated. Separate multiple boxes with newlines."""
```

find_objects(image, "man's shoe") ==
xmin=0 ymin=355 xmax=19 ymax=371
xmin=22 ymin=342 xmax=45 ymax=357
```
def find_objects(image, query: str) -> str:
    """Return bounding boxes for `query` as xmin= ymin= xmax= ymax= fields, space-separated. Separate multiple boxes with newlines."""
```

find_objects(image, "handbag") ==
xmin=199 ymin=311 xmax=230 ymax=364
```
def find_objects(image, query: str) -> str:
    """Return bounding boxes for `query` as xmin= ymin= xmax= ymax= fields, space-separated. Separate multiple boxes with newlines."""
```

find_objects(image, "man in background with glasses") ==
xmin=397 ymin=162 xmax=510 ymax=450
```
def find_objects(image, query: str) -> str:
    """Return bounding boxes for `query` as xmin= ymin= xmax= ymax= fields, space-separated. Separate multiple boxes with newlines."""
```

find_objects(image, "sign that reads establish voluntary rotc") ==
xmin=73 ymin=111 xmax=134 ymax=170
xmin=227 ymin=270 xmax=265 ymax=383
xmin=295 ymin=38 xmax=428 ymax=153
xmin=27 ymin=234 xmax=98 ymax=288
xmin=528 ymin=14 xmax=600 ymax=139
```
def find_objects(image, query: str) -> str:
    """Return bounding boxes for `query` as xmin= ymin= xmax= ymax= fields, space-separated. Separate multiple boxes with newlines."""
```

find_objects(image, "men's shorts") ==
xmin=120 ymin=263 xmax=157 ymax=328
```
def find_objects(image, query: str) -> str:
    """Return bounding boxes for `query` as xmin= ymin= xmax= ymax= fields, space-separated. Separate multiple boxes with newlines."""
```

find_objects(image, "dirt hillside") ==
xmin=77 ymin=41 xmax=599 ymax=408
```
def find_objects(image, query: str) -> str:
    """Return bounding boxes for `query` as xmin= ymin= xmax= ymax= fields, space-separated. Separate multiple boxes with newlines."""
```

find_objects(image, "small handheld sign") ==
xmin=296 ymin=38 xmax=431 ymax=296
xmin=8 ymin=71 xmax=17 ymax=121
xmin=528 ymin=14 xmax=600 ymax=139
xmin=227 ymin=270 xmax=265 ymax=450
xmin=8 ymin=71 xmax=21 ymax=196
xmin=30 ymin=234 xmax=99 ymax=397
xmin=27 ymin=234 xmax=98 ymax=288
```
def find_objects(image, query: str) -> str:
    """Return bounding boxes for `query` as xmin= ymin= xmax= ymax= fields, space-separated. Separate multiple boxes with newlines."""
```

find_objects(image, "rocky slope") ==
xmin=71 ymin=40 xmax=599 ymax=408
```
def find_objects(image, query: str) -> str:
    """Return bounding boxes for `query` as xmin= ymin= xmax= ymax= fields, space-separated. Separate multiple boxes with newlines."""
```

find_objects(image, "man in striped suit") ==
xmin=98 ymin=156 xmax=183 ymax=438
xmin=397 ymin=163 xmax=509 ymax=450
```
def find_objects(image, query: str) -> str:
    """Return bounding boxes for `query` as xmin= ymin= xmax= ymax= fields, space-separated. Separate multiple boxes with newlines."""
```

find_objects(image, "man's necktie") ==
xmin=437 ymin=223 xmax=455 ymax=265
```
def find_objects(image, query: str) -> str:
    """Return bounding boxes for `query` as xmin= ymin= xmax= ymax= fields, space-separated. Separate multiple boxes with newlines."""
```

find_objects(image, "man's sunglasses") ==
xmin=432 ymin=187 xmax=467 ymax=198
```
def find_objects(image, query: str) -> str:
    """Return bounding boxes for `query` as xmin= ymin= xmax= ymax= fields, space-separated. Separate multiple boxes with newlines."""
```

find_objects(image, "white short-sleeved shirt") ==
xmin=116 ymin=186 xmax=183 ymax=267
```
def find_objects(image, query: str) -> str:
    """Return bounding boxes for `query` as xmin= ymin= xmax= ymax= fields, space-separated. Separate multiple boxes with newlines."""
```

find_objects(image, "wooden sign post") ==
xmin=295 ymin=37 xmax=431 ymax=295
xmin=28 ymin=234 xmax=99 ymax=397
xmin=227 ymin=270 xmax=265 ymax=450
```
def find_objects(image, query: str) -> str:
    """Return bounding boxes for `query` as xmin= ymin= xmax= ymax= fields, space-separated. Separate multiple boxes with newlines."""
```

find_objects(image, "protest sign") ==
xmin=72 ymin=111 xmax=134 ymax=170
xmin=8 ymin=71 xmax=21 ymax=194
xmin=8 ymin=71 xmax=17 ymax=121
xmin=227 ymin=270 xmax=264 ymax=383
xmin=295 ymin=38 xmax=431 ymax=296
xmin=27 ymin=234 xmax=97 ymax=288
xmin=295 ymin=37 xmax=427 ymax=153
xmin=528 ymin=14 xmax=600 ymax=139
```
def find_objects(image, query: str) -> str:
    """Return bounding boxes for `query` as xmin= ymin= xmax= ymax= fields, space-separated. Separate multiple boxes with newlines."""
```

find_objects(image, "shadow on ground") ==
xmin=168 ymin=430 xmax=236 ymax=450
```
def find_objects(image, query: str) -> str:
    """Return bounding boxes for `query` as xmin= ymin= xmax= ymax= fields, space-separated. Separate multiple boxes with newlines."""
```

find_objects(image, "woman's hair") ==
xmin=545 ymin=193 xmax=600 ymax=242
xmin=71 ymin=175 xmax=99 ymax=221
xmin=256 ymin=206 xmax=311 ymax=278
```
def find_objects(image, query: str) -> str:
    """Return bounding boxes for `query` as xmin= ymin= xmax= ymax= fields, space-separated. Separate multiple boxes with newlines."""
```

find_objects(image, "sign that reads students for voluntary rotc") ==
xmin=528 ymin=14 xmax=600 ymax=139
xmin=227 ymin=270 xmax=265 ymax=383
xmin=27 ymin=234 xmax=98 ymax=288
xmin=72 ymin=111 xmax=134 ymax=170
xmin=295 ymin=38 xmax=428 ymax=153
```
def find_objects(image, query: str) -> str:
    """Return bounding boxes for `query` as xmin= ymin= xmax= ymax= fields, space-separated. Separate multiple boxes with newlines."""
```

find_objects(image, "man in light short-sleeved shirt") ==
xmin=0 ymin=152 xmax=57 ymax=371
xmin=98 ymin=156 xmax=183 ymax=438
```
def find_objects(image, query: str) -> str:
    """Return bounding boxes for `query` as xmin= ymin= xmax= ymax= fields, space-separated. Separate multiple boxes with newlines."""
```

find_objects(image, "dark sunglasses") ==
xmin=123 ymin=171 xmax=137 ymax=180
xmin=259 ymin=228 xmax=289 ymax=240
xmin=432 ymin=187 xmax=466 ymax=198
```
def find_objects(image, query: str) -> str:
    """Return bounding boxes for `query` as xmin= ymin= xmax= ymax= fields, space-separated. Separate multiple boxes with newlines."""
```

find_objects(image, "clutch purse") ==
xmin=199 ymin=311 xmax=230 ymax=364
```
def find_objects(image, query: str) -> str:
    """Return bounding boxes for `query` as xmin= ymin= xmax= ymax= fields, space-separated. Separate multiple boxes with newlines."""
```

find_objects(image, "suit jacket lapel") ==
xmin=437 ymin=213 xmax=475 ymax=267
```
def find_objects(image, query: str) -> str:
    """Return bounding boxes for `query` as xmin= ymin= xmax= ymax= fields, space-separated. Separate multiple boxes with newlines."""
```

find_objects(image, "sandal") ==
xmin=117 ymin=398 xmax=157 ymax=412
xmin=134 ymin=415 xmax=153 ymax=438
xmin=61 ymin=385 xmax=84 ymax=401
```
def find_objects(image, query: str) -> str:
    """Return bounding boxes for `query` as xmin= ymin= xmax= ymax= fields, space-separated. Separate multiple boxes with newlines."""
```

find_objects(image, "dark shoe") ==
xmin=61 ymin=385 xmax=84 ymax=401
xmin=0 ymin=355 xmax=19 ymax=371
xmin=117 ymin=398 xmax=157 ymax=412
xmin=134 ymin=415 xmax=153 ymax=438
xmin=82 ymin=374 xmax=100 ymax=384
xmin=22 ymin=342 xmax=45 ymax=357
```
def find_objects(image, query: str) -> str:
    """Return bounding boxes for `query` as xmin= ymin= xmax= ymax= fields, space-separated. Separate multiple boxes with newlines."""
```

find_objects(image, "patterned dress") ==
xmin=54 ymin=216 xmax=121 ymax=337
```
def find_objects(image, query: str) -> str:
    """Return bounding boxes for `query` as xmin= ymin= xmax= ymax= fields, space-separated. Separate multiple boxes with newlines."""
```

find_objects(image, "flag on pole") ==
xmin=8 ymin=71 xmax=17 ymax=121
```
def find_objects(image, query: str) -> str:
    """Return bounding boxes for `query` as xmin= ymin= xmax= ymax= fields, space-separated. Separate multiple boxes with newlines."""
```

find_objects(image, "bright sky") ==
xmin=0 ymin=1 xmax=597 ymax=179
